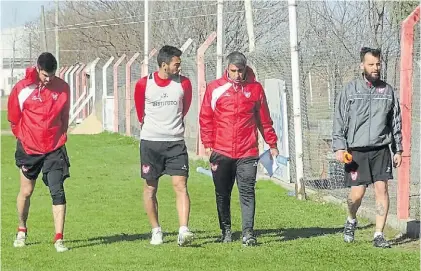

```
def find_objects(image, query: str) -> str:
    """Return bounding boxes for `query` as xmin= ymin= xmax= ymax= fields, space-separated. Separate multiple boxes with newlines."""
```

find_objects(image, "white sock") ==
xmin=179 ymin=226 xmax=189 ymax=234
xmin=152 ymin=227 xmax=161 ymax=234
xmin=347 ymin=217 xmax=356 ymax=224
xmin=374 ymin=232 xmax=383 ymax=238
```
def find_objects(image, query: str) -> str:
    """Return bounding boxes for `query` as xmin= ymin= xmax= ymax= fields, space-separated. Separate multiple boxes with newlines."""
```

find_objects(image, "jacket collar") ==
xmin=24 ymin=66 xmax=40 ymax=87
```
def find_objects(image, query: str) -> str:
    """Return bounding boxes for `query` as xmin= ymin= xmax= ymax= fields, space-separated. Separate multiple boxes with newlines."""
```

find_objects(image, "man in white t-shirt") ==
xmin=134 ymin=45 xmax=193 ymax=246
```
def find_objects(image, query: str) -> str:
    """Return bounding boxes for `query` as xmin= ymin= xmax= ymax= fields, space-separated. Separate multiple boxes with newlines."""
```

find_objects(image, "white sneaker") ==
xmin=177 ymin=230 xmax=194 ymax=246
xmin=150 ymin=230 xmax=163 ymax=245
xmin=54 ymin=239 xmax=69 ymax=252
xmin=13 ymin=231 xmax=27 ymax=248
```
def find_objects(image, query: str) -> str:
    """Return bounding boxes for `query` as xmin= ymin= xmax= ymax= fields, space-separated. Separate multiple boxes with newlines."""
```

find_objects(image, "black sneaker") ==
xmin=242 ymin=229 xmax=257 ymax=247
xmin=343 ymin=220 xmax=357 ymax=243
xmin=373 ymin=235 xmax=391 ymax=248
xmin=221 ymin=229 xmax=232 ymax=243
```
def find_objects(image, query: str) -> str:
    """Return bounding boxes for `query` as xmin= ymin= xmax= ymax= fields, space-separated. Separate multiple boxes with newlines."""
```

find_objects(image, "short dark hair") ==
xmin=226 ymin=51 xmax=247 ymax=69
xmin=37 ymin=52 xmax=57 ymax=73
xmin=157 ymin=45 xmax=182 ymax=67
xmin=360 ymin=47 xmax=381 ymax=62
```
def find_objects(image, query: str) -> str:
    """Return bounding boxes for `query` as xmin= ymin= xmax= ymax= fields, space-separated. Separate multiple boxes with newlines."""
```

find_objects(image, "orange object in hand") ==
xmin=343 ymin=152 xmax=353 ymax=164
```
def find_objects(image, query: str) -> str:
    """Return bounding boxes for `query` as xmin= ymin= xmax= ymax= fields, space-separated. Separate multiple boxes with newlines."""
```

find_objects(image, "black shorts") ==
xmin=140 ymin=140 xmax=189 ymax=180
xmin=15 ymin=140 xmax=71 ymax=186
xmin=344 ymin=145 xmax=393 ymax=187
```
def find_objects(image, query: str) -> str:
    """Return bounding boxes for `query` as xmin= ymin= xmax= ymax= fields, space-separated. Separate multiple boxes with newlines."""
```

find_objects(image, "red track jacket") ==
xmin=199 ymin=66 xmax=278 ymax=159
xmin=8 ymin=67 xmax=70 ymax=155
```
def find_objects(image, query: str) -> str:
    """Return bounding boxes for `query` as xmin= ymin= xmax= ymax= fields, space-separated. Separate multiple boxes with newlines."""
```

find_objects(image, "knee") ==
xmin=173 ymin=177 xmax=187 ymax=194
xmin=173 ymin=182 xmax=187 ymax=194
xmin=237 ymin=181 xmax=256 ymax=194
xmin=19 ymin=187 xmax=34 ymax=199
xmin=349 ymin=194 xmax=364 ymax=203
xmin=374 ymin=182 xmax=388 ymax=197
xmin=350 ymin=186 xmax=366 ymax=201
xmin=46 ymin=170 xmax=66 ymax=205
xmin=375 ymin=187 xmax=389 ymax=199
xmin=144 ymin=184 xmax=157 ymax=198
xmin=214 ymin=188 xmax=230 ymax=197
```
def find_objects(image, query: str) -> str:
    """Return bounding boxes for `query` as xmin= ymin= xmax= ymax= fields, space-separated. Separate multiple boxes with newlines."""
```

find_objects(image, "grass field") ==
xmin=1 ymin=96 xmax=9 ymax=131
xmin=1 ymin=133 xmax=420 ymax=271
xmin=1 ymin=111 xmax=9 ymax=131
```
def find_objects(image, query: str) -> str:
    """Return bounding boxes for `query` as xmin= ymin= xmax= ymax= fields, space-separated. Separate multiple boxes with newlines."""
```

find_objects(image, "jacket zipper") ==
xmin=41 ymin=85 xmax=47 ymax=150
xmin=234 ymin=89 xmax=239 ymax=157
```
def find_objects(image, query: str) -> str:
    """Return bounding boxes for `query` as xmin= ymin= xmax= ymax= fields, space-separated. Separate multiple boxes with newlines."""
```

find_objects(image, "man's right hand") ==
xmin=205 ymin=147 xmax=213 ymax=156
xmin=335 ymin=150 xmax=345 ymax=163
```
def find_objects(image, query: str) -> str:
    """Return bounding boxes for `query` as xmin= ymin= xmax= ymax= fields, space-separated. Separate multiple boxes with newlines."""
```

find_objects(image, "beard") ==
xmin=167 ymin=69 xmax=180 ymax=80
xmin=168 ymin=72 xmax=180 ymax=81
xmin=363 ymin=70 xmax=380 ymax=83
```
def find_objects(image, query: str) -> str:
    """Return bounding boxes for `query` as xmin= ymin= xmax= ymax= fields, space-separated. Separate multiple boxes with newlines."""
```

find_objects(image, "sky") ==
xmin=1 ymin=1 xmax=54 ymax=30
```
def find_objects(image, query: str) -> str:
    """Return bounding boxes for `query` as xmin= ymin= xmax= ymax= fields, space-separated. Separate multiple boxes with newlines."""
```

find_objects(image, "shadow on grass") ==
xmin=255 ymin=223 xmax=375 ymax=243
xmin=25 ymin=241 xmax=42 ymax=246
xmin=198 ymin=225 xmax=376 ymax=246
xmin=389 ymin=234 xmax=420 ymax=246
xmin=69 ymin=230 xmax=206 ymax=249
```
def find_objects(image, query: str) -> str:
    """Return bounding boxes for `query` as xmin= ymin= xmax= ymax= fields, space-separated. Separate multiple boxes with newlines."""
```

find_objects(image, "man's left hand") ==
xmin=393 ymin=153 xmax=402 ymax=168
xmin=270 ymin=148 xmax=279 ymax=159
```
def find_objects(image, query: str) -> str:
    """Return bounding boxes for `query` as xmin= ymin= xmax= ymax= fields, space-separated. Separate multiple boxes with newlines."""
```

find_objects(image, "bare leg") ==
xmin=374 ymin=180 xmax=389 ymax=233
xmin=144 ymin=179 xmax=159 ymax=228
xmin=347 ymin=185 xmax=366 ymax=219
xmin=17 ymin=171 xmax=36 ymax=228
xmin=171 ymin=176 xmax=190 ymax=227
xmin=52 ymin=205 xmax=66 ymax=235
xmin=343 ymin=185 xmax=366 ymax=243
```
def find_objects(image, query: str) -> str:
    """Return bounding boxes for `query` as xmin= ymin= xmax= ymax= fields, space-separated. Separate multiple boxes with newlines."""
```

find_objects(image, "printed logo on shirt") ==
xmin=152 ymin=101 xmax=178 ymax=106
xmin=244 ymin=91 xmax=251 ymax=98
xmin=376 ymin=87 xmax=385 ymax=94
xmin=32 ymin=95 xmax=42 ymax=102
xmin=52 ymin=93 xmax=58 ymax=101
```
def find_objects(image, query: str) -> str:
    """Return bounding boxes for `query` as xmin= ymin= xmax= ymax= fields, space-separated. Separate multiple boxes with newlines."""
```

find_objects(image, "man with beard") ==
xmin=332 ymin=47 xmax=403 ymax=248
xmin=134 ymin=45 xmax=194 ymax=246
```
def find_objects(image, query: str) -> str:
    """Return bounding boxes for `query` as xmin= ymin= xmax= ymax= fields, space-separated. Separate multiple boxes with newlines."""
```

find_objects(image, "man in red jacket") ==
xmin=199 ymin=51 xmax=279 ymax=246
xmin=8 ymin=52 xmax=71 ymax=252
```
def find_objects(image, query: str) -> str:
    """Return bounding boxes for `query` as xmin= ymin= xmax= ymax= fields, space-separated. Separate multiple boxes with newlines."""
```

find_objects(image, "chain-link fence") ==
xmin=182 ymin=53 xmax=200 ymax=152
xmin=53 ymin=2 xmax=419 ymax=221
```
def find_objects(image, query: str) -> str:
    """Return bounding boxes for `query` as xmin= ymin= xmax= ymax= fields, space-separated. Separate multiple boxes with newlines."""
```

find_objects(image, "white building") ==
xmin=0 ymin=26 xmax=33 ymax=96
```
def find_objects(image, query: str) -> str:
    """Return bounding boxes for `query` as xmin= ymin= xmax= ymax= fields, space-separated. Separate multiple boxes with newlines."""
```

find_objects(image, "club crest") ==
xmin=142 ymin=165 xmax=150 ymax=174
xmin=210 ymin=163 xmax=218 ymax=171
xmin=376 ymin=87 xmax=385 ymax=94
xmin=350 ymin=171 xmax=358 ymax=181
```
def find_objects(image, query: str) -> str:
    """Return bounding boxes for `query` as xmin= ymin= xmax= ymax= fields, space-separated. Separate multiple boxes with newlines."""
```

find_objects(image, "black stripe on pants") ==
xmin=210 ymin=151 xmax=258 ymax=233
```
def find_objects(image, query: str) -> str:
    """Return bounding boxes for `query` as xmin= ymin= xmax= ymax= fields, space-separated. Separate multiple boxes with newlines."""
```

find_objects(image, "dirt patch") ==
xmin=1 ymin=96 xmax=8 ymax=111
xmin=1 ymin=130 xmax=13 ymax=135
xmin=70 ymin=114 xmax=103 ymax=135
